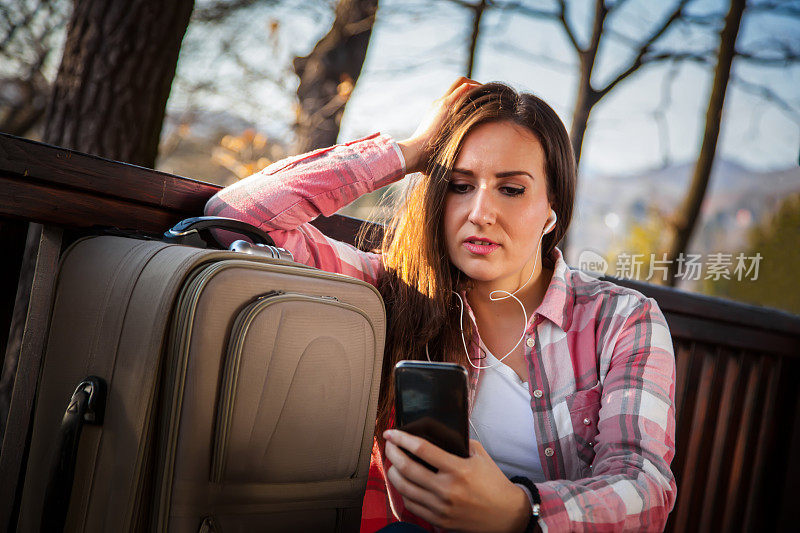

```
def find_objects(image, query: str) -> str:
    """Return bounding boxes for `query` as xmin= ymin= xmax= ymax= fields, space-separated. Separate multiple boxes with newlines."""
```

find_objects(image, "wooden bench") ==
xmin=1 ymin=132 xmax=797 ymax=532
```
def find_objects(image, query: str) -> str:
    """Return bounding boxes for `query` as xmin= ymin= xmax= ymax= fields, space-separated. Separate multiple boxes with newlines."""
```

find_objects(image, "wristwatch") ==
xmin=510 ymin=476 xmax=541 ymax=533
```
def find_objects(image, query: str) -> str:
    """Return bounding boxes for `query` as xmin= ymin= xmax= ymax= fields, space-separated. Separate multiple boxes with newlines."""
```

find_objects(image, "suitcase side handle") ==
xmin=164 ymin=216 xmax=276 ymax=249
xmin=41 ymin=376 xmax=106 ymax=532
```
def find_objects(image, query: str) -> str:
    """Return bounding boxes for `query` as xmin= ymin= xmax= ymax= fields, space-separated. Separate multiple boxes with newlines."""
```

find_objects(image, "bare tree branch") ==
xmin=556 ymin=0 xmax=582 ymax=52
xmin=607 ymin=0 xmax=634 ymax=14
xmin=444 ymin=0 xmax=478 ymax=9
xmin=652 ymin=60 xmax=681 ymax=168
xmin=682 ymin=11 xmax=726 ymax=26
xmin=490 ymin=39 xmax=576 ymax=71
xmin=736 ymin=49 xmax=800 ymax=66
xmin=0 ymin=0 xmax=47 ymax=53
xmin=747 ymin=0 xmax=800 ymax=18
xmin=491 ymin=0 xmax=583 ymax=53
xmin=731 ymin=73 xmax=800 ymax=125
xmin=597 ymin=0 xmax=693 ymax=98
xmin=193 ymin=0 xmax=274 ymax=23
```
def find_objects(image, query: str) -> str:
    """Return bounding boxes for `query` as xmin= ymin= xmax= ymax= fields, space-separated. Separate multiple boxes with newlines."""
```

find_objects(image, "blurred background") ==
xmin=1 ymin=0 xmax=798 ymax=312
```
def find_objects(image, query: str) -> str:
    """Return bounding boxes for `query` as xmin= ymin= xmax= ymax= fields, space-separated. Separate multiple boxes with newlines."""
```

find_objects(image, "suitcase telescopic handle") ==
xmin=164 ymin=216 xmax=276 ymax=249
xmin=42 ymin=376 xmax=106 ymax=533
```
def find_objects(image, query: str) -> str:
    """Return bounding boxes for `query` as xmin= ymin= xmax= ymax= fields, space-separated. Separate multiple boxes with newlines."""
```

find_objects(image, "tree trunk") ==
xmin=292 ymin=0 xmax=378 ymax=154
xmin=43 ymin=0 xmax=195 ymax=167
xmin=561 ymin=0 xmax=606 ymax=256
xmin=466 ymin=0 xmax=488 ymax=78
xmin=569 ymin=77 xmax=601 ymax=170
xmin=666 ymin=0 xmax=746 ymax=286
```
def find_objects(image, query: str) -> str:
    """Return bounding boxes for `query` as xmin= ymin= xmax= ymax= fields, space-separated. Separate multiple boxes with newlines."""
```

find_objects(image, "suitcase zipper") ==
xmin=211 ymin=291 xmax=374 ymax=483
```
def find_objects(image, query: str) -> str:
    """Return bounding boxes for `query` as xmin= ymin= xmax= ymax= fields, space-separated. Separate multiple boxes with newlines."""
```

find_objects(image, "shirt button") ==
xmin=526 ymin=338 xmax=535 ymax=348
xmin=544 ymin=447 xmax=554 ymax=457
xmin=533 ymin=389 xmax=543 ymax=399
xmin=583 ymin=417 xmax=591 ymax=426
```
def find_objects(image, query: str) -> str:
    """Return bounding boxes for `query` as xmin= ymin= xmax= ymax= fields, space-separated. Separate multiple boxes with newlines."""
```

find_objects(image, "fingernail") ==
xmin=383 ymin=430 xmax=394 ymax=440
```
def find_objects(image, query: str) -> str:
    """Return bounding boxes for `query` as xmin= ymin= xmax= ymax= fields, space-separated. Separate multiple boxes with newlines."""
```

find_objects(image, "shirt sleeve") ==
xmin=204 ymin=132 xmax=407 ymax=286
xmin=536 ymin=297 xmax=677 ymax=532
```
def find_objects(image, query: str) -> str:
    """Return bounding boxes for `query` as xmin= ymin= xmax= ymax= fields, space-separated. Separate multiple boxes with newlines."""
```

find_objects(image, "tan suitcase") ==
xmin=18 ymin=219 xmax=385 ymax=532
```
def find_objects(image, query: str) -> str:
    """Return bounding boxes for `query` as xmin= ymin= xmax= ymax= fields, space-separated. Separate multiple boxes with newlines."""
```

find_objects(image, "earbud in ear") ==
xmin=543 ymin=209 xmax=557 ymax=234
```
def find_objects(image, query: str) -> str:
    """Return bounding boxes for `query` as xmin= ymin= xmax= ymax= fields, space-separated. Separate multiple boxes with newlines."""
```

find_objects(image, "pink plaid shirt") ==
xmin=205 ymin=133 xmax=677 ymax=532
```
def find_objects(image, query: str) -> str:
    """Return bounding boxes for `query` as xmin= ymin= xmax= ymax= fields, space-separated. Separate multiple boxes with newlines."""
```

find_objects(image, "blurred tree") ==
xmin=496 ymin=0 xmax=697 ymax=253
xmin=0 ymin=0 xmax=69 ymax=137
xmin=293 ymin=0 xmax=378 ymax=153
xmin=43 ymin=0 xmax=195 ymax=167
xmin=446 ymin=0 xmax=490 ymax=77
xmin=665 ymin=0 xmax=745 ymax=285
xmin=704 ymin=193 xmax=800 ymax=314
xmin=664 ymin=0 xmax=800 ymax=285
xmin=608 ymin=206 xmax=670 ymax=283
xmin=493 ymin=0 xmax=799 ymax=255
xmin=503 ymin=0 xmax=695 ymax=168
xmin=212 ymin=128 xmax=275 ymax=179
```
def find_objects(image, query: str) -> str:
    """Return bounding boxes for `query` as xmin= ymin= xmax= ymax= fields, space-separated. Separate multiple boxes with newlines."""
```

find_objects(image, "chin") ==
xmin=453 ymin=260 xmax=500 ymax=282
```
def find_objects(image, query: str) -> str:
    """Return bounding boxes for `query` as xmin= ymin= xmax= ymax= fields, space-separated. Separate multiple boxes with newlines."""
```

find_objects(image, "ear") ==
xmin=543 ymin=208 xmax=558 ymax=234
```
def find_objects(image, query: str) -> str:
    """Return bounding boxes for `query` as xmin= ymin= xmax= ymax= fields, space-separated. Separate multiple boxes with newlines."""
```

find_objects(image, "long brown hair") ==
xmin=366 ymin=82 xmax=576 ymax=439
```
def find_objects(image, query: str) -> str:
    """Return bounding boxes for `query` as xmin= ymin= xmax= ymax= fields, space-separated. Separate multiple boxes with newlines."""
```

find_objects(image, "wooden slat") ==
xmin=698 ymin=349 xmax=746 ymax=532
xmin=0 ymin=175 xmax=192 ymax=234
xmin=672 ymin=340 xmax=696 ymax=425
xmin=721 ymin=356 xmax=767 ymax=532
xmin=0 ymin=133 xmax=218 ymax=212
xmin=668 ymin=341 xmax=701 ymax=514
xmin=665 ymin=314 xmax=797 ymax=357
xmin=605 ymin=275 xmax=800 ymax=338
xmin=0 ymin=224 xmax=62 ymax=532
xmin=309 ymin=213 xmax=382 ymax=251
xmin=743 ymin=356 xmax=783 ymax=531
xmin=777 ymin=388 xmax=800 ymax=530
xmin=672 ymin=345 xmax=725 ymax=533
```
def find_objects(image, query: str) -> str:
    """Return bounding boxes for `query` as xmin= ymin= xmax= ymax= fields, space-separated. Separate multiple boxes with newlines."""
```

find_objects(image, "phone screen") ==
xmin=394 ymin=361 xmax=469 ymax=468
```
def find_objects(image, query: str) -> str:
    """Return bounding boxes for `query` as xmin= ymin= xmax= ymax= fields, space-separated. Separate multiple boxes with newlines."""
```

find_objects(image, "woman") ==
xmin=205 ymin=78 xmax=677 ymax=532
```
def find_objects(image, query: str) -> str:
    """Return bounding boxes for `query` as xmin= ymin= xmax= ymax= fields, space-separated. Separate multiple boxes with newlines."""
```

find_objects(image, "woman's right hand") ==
xmin=398 ymin=76 xmax=482 ymax=174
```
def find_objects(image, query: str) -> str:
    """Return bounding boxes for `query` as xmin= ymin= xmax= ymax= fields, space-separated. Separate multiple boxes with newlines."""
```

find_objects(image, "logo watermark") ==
xmin=578 ymin=250 xmax=762 ymax=282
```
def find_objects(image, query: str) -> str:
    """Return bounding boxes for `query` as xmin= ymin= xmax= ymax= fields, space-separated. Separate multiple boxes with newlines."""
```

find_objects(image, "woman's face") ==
xmin=443 ymin=120 xmax=552 ymax=290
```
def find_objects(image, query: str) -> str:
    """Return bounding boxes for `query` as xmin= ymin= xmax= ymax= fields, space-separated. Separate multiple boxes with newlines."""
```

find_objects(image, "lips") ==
xmin=465 ymin=235 xmax=498 ymax=245
xmin=463 ymin=236 xmax=499 ymax=255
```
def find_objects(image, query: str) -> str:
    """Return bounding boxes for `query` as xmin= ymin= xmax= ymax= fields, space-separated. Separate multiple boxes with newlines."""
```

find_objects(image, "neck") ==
xmin=468 ymin=256 xmax=553 ymax=318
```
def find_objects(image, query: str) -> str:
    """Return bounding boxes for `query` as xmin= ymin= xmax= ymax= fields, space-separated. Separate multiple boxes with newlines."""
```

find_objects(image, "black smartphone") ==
xmin=393 ymin=360 xmax=470 ymax=471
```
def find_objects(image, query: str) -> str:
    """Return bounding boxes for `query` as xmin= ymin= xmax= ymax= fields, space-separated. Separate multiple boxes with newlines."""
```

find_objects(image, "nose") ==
xmin=467 ymin=187 xmax=496 ymax=226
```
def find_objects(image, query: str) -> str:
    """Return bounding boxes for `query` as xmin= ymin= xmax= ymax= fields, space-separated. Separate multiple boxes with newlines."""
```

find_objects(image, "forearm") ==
xmin=204 ymin=132 xmax=407 ymax=231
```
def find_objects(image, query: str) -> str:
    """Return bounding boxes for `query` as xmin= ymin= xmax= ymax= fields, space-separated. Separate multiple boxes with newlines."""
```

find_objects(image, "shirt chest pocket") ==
xmin=565 ymin=382 xmax=602 ymax=474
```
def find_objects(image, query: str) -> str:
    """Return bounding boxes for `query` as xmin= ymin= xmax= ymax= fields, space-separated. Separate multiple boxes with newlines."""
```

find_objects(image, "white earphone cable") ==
xmin=425 ymin=212 xmax=555 ymax=370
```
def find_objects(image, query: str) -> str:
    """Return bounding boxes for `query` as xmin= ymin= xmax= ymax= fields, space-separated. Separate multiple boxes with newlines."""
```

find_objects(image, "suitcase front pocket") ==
xmin=212 ymin=291 xmax=378 ymax=484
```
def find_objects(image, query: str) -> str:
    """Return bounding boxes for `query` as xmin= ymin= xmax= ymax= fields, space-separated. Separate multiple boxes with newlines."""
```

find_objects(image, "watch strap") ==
xmin=510 ymin=476 xmax=541 ymax=533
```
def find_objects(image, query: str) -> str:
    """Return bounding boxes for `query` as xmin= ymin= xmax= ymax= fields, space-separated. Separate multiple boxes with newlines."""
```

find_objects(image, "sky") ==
xmin=168 ymin=0 xmax=799 ymax=176
xmin=337 ymin=0 xmax=799 ymax=175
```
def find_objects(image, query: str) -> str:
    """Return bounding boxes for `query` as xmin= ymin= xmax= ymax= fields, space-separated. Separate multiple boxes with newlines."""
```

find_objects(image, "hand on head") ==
xmin=398 ymin=77 xmax=482 ymax=174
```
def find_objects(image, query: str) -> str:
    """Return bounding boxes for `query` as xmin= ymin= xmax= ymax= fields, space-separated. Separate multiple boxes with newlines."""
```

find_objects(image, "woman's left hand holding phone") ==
xmin=383 ymin=429 xmax=532 ymax=533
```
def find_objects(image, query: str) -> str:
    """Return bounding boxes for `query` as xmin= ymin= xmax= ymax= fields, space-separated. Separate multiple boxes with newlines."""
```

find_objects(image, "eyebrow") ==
xmin=451 ymin=168 xmax=535 ymax=180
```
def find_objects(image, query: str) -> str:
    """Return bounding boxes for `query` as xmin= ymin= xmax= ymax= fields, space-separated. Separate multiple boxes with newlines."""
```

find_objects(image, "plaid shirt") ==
xmin=205 ymin=133 xmax=677 ymax=532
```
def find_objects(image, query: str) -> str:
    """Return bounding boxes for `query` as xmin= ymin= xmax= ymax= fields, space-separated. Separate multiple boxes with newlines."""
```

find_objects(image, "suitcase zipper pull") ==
xmin=257 ymin=290 xmax=285 ymax=300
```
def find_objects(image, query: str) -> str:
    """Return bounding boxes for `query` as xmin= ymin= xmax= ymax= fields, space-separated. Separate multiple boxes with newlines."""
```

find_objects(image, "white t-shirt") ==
xmin=468 ymin=342 xmax=546 ymax=482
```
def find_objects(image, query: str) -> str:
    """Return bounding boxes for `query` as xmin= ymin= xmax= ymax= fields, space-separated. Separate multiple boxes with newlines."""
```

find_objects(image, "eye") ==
xmin=500 ymin=186 xmax=526 ymax=197
xmin=448 ymin=182 xmax=472 ymax=194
